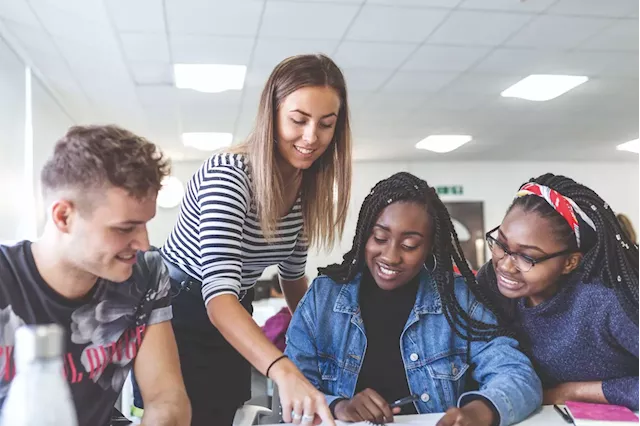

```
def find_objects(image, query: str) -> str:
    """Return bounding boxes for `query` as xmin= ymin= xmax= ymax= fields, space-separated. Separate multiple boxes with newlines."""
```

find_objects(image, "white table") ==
xmin=262 ymin=405 xmax=570 ymax=426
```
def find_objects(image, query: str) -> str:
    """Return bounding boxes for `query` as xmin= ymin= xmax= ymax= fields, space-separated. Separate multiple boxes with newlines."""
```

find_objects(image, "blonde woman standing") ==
xmin=159 ymin=54 xmax=351 ymax=425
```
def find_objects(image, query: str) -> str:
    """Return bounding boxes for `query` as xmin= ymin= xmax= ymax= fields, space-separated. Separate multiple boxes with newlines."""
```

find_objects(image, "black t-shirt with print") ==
xmin=0 ymin=241 xmax=172 ymax=426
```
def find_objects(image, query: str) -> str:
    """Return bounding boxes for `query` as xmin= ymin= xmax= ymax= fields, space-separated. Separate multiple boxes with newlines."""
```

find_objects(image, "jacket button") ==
xmin=421 ymin=393 xmax=430 ymax=402
xmin=409 ymin=353 xmax=419 ymax=362
xmin=452 ymin=366 xmax=459 ymax=376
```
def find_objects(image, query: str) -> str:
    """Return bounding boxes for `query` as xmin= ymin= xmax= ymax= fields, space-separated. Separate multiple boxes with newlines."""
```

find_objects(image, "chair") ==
xmin=121 ymin=369 xmax=272 ymax=426
xmin=232 ymin=405 xmax=272 ymax=426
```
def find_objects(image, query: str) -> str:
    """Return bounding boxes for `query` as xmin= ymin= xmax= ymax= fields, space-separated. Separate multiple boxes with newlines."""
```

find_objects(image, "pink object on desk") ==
xmin=565 ymin=401 xmax=639 ymax=423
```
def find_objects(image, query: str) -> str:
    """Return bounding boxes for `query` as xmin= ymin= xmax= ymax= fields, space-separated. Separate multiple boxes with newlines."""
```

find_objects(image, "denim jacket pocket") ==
xmin=426 ymin=353 xmax=470 ymax=408
xmin=318 ymin=355 xmax=340 ymax=395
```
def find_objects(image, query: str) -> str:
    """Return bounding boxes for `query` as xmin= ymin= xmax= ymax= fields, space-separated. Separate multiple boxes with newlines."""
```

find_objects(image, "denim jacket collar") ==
xmin=332 ymin=268 xmax=443 ymax=316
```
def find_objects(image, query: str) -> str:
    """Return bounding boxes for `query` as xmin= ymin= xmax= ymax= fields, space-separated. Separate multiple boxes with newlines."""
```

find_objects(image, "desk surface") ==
xmin=262 ymin=405 xmax=569 ymax=426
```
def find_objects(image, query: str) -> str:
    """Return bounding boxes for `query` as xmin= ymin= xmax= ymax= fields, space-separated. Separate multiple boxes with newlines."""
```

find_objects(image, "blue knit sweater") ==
xmin=478 ymin=264 xmax=638 ymax=410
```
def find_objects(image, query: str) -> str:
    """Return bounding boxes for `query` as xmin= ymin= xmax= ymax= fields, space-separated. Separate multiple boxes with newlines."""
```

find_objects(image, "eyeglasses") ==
xmin=485 ymin=226 xmax=574 ymax=272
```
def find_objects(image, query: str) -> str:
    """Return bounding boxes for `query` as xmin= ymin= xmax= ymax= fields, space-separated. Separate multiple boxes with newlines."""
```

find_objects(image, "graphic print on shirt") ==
xmin=0 ymin=252 xmax=170 ymax=397
xmin=0 ymin=305 xmax=25 ymax=400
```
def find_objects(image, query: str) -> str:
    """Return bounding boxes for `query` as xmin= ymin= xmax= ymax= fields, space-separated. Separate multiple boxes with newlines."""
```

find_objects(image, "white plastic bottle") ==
xmin=0 ymin=324 xmax=78 ymax=426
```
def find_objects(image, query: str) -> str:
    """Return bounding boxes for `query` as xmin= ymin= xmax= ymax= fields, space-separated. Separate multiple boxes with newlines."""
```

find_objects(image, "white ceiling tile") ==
xmin=459 ymin=0 xmax=556 ymax=13
xmin=506 ymin=15 xmax=613 ymax=49
xmin=179 ymin=105 xmax=238 ymax=133
xmin=367 ymin=0 xmax=461 ymax=7
xmin=171 ymin=35 xmax=254 ymax=64
xmin=421 ymin=91 xmax=492 ymax=111
xmin=548 ymin=0 xmax=638 ymax=18
xmin=56 ymin=38 xmax=130 ymax=80
xmin=131 ymin=63 xmax=173 ymax=84
xmin=556 ymin=51 xmax=639 ymax=77
xmin=106 ymin=0 xmax=165 ymax=32
xmin=2 ymin=20 xmax=58 ymax=55
xmin=594 ymin=52 xmax=639 ymax=77
xmin=428 ymin=10 xmax=532 ymax=46
xmin=30 ymin=0 xmax=113 ymax=44
xmin=473 ymin=48 xmax=563 ymax=74
xmin=342 ymin=68 xmax=395 ymax=91
xmin=346 ymin=5 xmax=449 ymax=42
xmin=581 ymin=20 xmax=638 ymax=51
xmin=445 ymin=73 xmax=524 ymax=95
xmin=177 ymin=89 xmax=243 ymax=108
xmin=402 ymin=45 xmax=490 ymax=72
xmin=363 ymin=92 xmax=427 ymax=111
xmin=0 ymin=0 xmax=40 ymax=26
xmin=252 ymin=38 xmax=339 ymax=69
xmin=333 ymin=41 xmax=416 ymax=69
xmin=381 ymin=70 xmax=459 ymax=92
xmin=166 ymin=0 xmax=263 ymax=36
xmin=137 ymin=86 xmax=178 ymax=107
xmin=32 ymin=0 xmax=108 ymax=21
xmin=260 ymin=2 xmax=359 ymax=39
xmin=120 ymin=34 xmax=170 ymax=62
xmin=283 ymin=0 xmax=364 ymax=3
xmin=244 ymin=67 xmax=272 ymax=88
xmin=346 ymin=91 xmax=374 ymax=109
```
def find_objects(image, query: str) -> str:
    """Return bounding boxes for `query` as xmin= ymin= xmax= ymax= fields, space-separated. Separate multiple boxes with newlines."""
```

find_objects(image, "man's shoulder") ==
xmin=128 ymin=250 xmax=171 ymax=298
xmin=0 ymin=240 xmax=30 ymax=269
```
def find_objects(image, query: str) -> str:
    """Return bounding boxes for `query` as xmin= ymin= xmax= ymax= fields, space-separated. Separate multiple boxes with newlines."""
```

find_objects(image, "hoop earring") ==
xmin=424 ymin=254 xmax=437 ymax=273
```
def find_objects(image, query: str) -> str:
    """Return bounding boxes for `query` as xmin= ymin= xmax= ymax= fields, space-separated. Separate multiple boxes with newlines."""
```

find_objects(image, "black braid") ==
xmin=506 ymin=173 xmax=639 ymax=325
xmin=319 ymin=172 xmax=510 ymax=341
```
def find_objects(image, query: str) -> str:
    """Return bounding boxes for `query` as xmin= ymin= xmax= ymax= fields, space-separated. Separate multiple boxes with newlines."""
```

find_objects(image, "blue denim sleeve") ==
xmin=458 ymin=291 xmax=542 ymax=426
xmin=602 ymin=304 xmax=639 ymax=410
xmin=284 ymin=280 xmax=343 ymax=407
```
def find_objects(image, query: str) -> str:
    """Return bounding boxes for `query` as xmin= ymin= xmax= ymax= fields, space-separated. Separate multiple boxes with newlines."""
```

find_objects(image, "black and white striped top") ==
xmin=161 ymin=153 xmax=308 ymax=307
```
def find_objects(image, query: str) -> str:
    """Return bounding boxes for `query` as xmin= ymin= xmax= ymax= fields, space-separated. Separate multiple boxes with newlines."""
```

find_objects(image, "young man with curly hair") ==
xmin=0 ymin=125 xmax=191 ymax=426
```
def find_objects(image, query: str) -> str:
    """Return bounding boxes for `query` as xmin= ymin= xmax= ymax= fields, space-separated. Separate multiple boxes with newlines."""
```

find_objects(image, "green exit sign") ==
xmin=436 ymin=185 xmax=464 ymax=195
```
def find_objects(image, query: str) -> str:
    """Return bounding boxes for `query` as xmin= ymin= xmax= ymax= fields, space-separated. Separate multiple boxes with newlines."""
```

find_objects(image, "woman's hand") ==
xmin=270 ymin=358 xmax=335 ymax=426
xmin=333 ymin=388 xmax=400 ymax=424
xmin=436 ymin=400 xmax=497 ymax=426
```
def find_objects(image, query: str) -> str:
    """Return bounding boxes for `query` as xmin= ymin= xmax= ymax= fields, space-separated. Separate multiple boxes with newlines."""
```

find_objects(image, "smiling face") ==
xmin=275 ymin=85 xmax=340 ymax=171
xmin=58 ymin=186 xmax=156 ymax=283
xmin=491 ymin=206 xmax=582 ymax=305
xmin=364 ymin=201 xmax=433 ymax=291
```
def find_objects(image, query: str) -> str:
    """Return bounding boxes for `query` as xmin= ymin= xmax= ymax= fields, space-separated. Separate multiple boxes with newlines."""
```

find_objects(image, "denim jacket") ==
xmin=285 ymin=269 xmax=542 ymax=426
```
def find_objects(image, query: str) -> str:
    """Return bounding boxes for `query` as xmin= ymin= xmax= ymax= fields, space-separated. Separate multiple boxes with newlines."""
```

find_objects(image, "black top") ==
xmin=355 ymin=270 xmax=419 ymax=415
xmin=0 ymin=241 xmax=172 ymax=426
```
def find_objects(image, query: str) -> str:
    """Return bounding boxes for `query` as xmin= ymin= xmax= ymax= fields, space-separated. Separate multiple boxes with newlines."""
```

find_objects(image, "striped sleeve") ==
xmin=278 ymin=231 xmax=308 ymax=281
xmin=197 ymin=159 xmax=252 ymax=306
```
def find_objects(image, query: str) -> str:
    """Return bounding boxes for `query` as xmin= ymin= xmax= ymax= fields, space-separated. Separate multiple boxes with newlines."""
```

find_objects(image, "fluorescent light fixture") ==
xmin=415 ymin=135 xmax=472 ymax=153
xmin=501 ymin=74 xmax=588 ymax=101
xmin=182 ymin=132 xmax=233 ymax=151
xmin=174 ymin=64 xmax=246 ymax=93
xmin=616 ymin=139 xmax=639 ymax=154
xmin=157 ymin=176 xmax=185 ymax=209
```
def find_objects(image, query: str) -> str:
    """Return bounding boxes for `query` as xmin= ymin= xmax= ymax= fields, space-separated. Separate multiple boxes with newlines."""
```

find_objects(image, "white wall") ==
xmin=31 ymin=77 xmax=75 ymax=234
xmin=0 ymin=34 xmax=75 ymax=241
xmin=148 ymin=159 xmax=639 ymax=280
xmin=0 ymin=36 xmax=26 ymax=242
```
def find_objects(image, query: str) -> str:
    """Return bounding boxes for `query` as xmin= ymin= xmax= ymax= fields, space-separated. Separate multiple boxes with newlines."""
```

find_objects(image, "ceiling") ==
xmin=0 ymin=0 xmax=638 ymax=162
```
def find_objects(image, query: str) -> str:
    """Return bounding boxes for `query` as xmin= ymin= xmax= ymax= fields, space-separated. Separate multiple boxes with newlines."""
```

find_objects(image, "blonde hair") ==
xmin=229 ymin=54 xmax=352 ymax=249
xmin=617 ymin=213 xmax=637 ymax=245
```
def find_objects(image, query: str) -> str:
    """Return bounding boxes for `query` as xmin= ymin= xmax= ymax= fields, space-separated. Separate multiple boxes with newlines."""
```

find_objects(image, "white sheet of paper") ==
xmin=330 ymin=413 xmax=443 ymax=425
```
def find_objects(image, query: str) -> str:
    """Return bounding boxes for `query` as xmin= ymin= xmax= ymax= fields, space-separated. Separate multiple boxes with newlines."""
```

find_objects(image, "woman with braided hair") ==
xmin=285 ymin=172 xmax=542 ymax=426
xmin=477 ymin=173 xmax=639 ymax=410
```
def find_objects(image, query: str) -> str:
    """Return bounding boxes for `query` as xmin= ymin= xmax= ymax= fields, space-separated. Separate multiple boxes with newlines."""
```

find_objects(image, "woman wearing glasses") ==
xmin=478 ymin=173 xmax=638 ymax=410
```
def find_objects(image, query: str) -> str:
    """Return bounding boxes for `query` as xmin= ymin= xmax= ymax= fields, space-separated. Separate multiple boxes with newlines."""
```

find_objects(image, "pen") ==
xmin=389 ymin=394 xmax=420 ymax=409
xmin=553 ymin=405 xmax=574 ymax=424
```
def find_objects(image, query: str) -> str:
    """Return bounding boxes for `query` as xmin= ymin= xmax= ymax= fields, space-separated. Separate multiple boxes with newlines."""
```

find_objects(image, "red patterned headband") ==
xmin=516 ymin=182 xmax=596 ymax=248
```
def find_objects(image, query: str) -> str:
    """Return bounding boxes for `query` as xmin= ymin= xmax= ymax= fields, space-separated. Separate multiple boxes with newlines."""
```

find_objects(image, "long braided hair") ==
xmin=493 ymin=173 xmax=639 ymax=325
xmin=319 ymin=172 xmax=510 ymax=341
